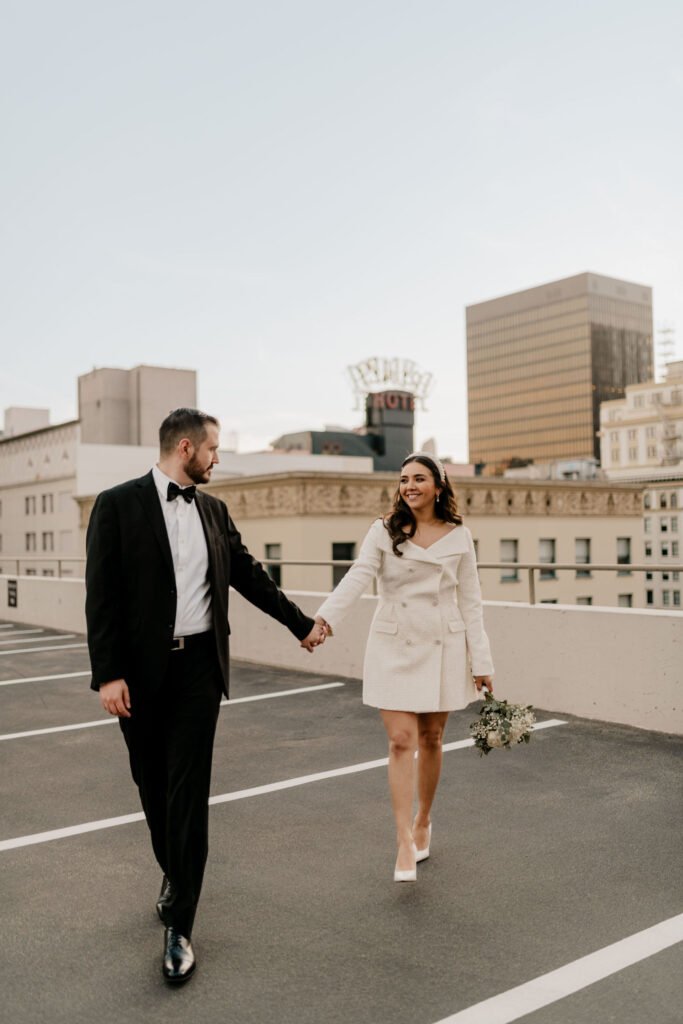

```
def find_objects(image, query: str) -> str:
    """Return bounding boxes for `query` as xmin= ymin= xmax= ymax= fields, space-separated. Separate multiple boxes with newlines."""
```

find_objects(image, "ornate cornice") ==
xmin=201 ymin=472 xmax=643 ymax=519
xmin=75 ymin=472 xmax=643 ymax=526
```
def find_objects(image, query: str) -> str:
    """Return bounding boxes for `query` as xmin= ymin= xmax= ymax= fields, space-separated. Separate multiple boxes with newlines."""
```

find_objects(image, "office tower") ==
xmin=466 ymin=272 xmax=653 ymax=466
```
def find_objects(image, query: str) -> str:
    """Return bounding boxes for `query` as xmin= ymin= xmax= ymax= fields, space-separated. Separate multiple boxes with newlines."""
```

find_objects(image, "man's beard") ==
xmin=185 ymin=453 xmax=213 ymax=484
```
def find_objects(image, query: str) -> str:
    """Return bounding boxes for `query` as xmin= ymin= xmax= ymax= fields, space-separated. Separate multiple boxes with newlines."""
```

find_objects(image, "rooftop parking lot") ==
xmin=1 ymin=618 xmax=682 ymax=1024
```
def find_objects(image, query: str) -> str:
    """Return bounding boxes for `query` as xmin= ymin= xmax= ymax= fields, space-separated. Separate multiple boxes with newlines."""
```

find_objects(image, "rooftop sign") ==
xmin=347 ymin=357 xmax=434 ymax=410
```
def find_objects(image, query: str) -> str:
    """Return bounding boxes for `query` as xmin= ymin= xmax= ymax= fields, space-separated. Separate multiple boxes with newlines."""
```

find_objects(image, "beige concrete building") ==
xmin=77 ymin=472 xmax=645 ymax=608
xmin=599 ymin=362 xmax=683 ymax=610
xmin=466 ymin=272 xmax=653 ymax=467
xmin=600 ymin=360 xmax=683 ymax=478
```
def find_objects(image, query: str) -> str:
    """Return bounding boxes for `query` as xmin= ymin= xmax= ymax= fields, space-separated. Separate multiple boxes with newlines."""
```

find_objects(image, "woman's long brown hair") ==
xmin=385 ymin=455 xmax=462 ymax=556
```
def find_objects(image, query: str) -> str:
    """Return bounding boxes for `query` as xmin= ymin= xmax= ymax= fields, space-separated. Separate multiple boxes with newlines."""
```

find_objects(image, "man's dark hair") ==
xmin=159 ymin=408 xmax=220 ymax=455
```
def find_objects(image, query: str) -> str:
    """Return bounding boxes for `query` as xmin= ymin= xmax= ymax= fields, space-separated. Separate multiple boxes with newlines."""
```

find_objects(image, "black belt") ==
xmin=170 ymin=630 xmax=213 ymax=651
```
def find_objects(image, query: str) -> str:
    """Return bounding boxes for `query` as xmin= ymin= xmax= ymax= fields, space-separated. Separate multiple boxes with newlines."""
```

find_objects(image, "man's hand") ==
xmin=300 ymin=617 xmax=329 ymax=653
xmin=99 ymin=678 xmax=132 ymax=718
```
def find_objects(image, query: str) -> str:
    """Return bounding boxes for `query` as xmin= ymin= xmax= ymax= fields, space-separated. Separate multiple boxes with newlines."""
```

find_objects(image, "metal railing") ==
xmin=0 ymin=556 xmax=86 ymax=578
xmin=1 ymin=557 xmax=680 ymax=607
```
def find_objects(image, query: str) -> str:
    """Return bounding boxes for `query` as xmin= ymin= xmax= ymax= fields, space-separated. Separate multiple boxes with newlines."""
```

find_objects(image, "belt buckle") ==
xmin=172 ymin=636 xmax=185 ymax=651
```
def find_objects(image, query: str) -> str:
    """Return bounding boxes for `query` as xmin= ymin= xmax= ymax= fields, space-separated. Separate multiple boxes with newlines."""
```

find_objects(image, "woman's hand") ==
xmin=300 ymin=617 xmax=329 ymax=652
xmin=474 ymin=675 xmax=493 ymax=694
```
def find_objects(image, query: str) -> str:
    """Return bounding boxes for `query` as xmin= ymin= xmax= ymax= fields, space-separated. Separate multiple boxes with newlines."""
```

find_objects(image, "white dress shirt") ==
xmin=152 ymin=464 xmax=212 ymax=637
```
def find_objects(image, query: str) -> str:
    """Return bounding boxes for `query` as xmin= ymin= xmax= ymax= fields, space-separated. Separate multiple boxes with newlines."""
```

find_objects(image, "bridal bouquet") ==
xmin=470 ymin=691 xmax=536 ymax=756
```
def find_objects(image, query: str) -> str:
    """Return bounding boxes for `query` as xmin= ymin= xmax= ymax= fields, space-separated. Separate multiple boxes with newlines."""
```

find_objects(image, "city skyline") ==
xmin=2 ymin=1 xmax=681 ymax=459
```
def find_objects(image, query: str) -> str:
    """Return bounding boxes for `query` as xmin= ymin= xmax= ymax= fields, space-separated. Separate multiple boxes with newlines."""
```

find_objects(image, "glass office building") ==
xmin=466 ymin=272 xmax=653 ymax=465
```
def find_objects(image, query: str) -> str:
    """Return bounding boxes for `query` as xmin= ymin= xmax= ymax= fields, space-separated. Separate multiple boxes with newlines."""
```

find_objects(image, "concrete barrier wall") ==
xmin=1 ymin=575 xmax=680 ymax=734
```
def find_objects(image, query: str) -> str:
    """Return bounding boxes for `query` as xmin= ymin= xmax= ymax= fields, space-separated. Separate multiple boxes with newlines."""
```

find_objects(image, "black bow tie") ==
xmin=167 ymin=482 xmax=196 ymax=504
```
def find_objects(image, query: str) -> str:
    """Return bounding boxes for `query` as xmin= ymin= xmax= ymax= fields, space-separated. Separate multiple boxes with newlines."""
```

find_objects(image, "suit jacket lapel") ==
xmin=195 ymin=490 xmax=219 ymax=585
xmin=135 ymin=471 xmax=175 ymax=578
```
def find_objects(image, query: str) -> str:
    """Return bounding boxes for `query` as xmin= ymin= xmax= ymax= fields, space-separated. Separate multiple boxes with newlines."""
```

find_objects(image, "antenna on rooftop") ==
xmin=656 ymin=323 xmax=676 ymax=381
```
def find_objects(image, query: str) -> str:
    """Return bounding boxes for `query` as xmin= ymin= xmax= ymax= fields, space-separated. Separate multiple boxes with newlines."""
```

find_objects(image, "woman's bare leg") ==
xmin=413 ymin=711 xmax=449 ymax=851
xmin=380 ymin=709 xmax=419 ymax=872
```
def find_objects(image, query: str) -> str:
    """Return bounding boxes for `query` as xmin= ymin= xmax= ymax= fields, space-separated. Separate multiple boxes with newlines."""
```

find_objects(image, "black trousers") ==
xmin=119 ymin=632 xmax=223 ymax=937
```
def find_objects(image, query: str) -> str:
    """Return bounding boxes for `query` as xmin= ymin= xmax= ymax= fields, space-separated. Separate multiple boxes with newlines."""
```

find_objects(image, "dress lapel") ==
xmin=135 ymin=471 xmax=174 ymax=577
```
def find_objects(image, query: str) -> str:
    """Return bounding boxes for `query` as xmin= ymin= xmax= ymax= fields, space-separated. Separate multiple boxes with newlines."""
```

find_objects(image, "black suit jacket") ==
xmin=85 ymin=471 xmax=314 ymax=698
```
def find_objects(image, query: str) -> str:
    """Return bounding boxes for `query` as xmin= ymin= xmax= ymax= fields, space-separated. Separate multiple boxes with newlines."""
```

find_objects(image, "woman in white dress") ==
xmin=316 ymin=452 xmax=494 ymax=882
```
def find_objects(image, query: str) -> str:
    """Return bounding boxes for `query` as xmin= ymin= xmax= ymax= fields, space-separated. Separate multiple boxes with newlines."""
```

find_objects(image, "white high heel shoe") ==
xmin=415 ymin=823 xmax=432 ymax=863
xmin=394 ymin=843 xmax=418 ymax=882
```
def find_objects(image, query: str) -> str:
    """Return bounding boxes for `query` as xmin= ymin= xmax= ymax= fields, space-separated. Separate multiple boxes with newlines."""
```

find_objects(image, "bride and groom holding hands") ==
xmin=85 ymin=407 xmax=493 ymax=983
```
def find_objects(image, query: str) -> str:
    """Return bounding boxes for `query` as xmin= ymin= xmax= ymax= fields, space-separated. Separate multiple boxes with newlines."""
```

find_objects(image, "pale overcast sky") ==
xmin=2 ymin=0 xmax=681 ymax=459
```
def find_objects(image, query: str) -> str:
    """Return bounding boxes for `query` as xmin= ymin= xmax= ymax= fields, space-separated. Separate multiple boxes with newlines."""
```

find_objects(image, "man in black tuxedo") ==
xmin=85 ymin=408 xmax=325 ymax=983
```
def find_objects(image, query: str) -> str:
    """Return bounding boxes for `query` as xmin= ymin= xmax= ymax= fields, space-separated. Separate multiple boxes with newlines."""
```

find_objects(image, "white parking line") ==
xmin=0 ymin=720 xmax=565 ymax=850
xmin=0 ymin=671 xmax=92 ymax=688
xmin=0 ymin=643 xmax=88 ymax=657
xmin=0 ymin=629 xmax=44 ymax=639
xmin=0 ymin=683 xmax=346 ymax=741
xmin=0 ymin=633 xmax=76 ymax=646
xmin=433 ymin=913 xmax=683 ymax=1024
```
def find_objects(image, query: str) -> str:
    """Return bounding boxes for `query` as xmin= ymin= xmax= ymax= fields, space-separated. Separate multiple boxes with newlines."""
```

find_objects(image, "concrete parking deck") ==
xmin=1 ymin=619 xmax=682 ymax=1024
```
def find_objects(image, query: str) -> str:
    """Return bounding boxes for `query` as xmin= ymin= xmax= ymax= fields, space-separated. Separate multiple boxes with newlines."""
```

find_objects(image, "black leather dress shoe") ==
xmin=163 ymin=927 xmax=196 ymax=983
xmin=156 ymin=875 xmax=173 ymax=922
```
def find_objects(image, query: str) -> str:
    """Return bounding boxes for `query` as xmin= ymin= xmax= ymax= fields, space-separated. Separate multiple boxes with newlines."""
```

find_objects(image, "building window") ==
xmin=628 ymin=447 xmax=638 ymax=461
xmin=661 ymin=518 xmax=668 ymax=532
xmin=644 ymin=543 xmax=652 ymax=557
xmin=634 ymin=395 xmax=644 ymax=408
xmin=42 ymin=569 xmax=55 ymax=577
xmin=611 ymin=448 xmax=620 ymax=463
xmin=25 ymin=567 xmax=37 ymax=576
xmin=618 ymin=594 xmax=632 ymax=608
xmin=661 ymin=543 xmax=669 ymax=557
xmin=264 ymin=543 xmax=282 ymax=587
xmin=646 ymin=590 xmax=653 ymax=605
xmin=539 ymin=539 xmax=556 ymax=579
xmin=662 ymin=590 xmax=670 ymax=606
xmin=540 ymin=599 xmax=558 ymax=604
xmin=646 ymin=426 xmax=656 ymax=439
xmin=25 ymin=532 xmax=36 ymax=552
xmin=674 ymin=571 xmax=680 ymax=581
xmin=42 ymin=532 xmax=54 ymax=552
xmin=673 ymin=542 xmax=679 ymax=558
xmin=575 ymin=538 xmax=591 ymax=577
xmin=617 ymin=537 xmax=631 ymax=574
xmin=647 ymin=445 xmax=657 ymax=458
xmin=610 ymin=431 xmax=618 ymax=441
xmin=332 ymin=542 xmax=356 ymax=588
xmin=576 ymin=596 xmax=592 ymax=606
xmin=627 ymin=429 xmax=636 ymax=440
xmin=500 ymin=540 xmax=518 ymax=581
xmin=672 ymin=517 xmax=678 ymax=532
xmin=321 ymin=442 xmax=343 ymax=455
xmin=644 ymin=493 xmax=651 ymax=509
xmin=646 ymin=572 xmax=653 ymax=580
xmin=25 ymin=495 xmax=36 ymax=515
xmin=662 ymin=572 xmax=670 ymax=581
xmin=660 ymin=493 xmax=668 ymax=508
xmin=41 ymin=494 xmax=54 ymax=514
xmin=644 ymin=518 xmax=651 ymax=533
xmin=671 ymin=493 xmax=678 ymax=508
xmin=674 ymin=591 xmax=681 ymax=607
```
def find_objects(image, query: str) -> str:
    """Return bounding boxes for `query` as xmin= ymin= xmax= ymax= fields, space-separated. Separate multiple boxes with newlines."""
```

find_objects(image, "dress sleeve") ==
xmin=315 ymin=520 xmax=384 ymax=632
xmin=457 ymin=527 xmax=494 ymax=676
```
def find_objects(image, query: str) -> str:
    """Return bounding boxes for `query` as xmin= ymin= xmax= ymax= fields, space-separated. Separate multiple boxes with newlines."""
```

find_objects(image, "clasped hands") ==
xmin=300 ymin=615 xmax=330 ymax=653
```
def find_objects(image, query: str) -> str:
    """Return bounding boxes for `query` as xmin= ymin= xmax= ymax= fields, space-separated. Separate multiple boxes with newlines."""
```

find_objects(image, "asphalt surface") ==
xmin=1 ymin=619 xmax=682 ymax=1024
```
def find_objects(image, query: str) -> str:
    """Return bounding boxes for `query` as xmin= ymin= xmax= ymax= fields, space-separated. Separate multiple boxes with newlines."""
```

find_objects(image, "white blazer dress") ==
xmin=316 ymin=519 xmax=494 ymax=713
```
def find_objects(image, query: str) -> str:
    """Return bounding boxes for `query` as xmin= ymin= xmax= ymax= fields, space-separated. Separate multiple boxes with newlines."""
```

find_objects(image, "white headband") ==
xmin=404 ymin=451 xmax=446 ymax=482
